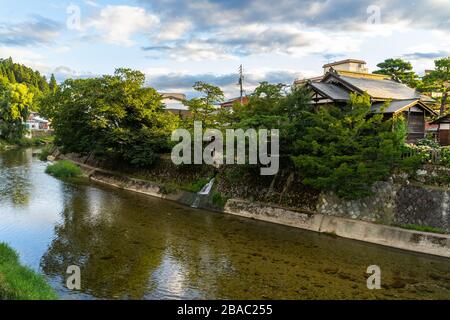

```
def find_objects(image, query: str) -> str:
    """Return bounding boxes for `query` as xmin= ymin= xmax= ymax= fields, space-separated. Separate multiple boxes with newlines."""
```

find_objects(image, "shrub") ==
xmin=45 ymin=160 xmax=82 ymax=178
xmin=38 ymin=145 xmax=53 ymax=161
xmin=212 ymin=192 xmax=229 ymax=208
xmin=0 ymin=243 xmax=57 ymax=300
xmin=291 ymin=94 xmax=406 ymax=199
xmin=184 ymin=178 xmax=209 ymax=193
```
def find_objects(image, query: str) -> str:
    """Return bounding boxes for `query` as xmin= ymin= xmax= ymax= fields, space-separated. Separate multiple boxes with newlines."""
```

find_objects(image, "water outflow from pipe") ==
xmin=192 ymin=178 xmax=215 ymax=208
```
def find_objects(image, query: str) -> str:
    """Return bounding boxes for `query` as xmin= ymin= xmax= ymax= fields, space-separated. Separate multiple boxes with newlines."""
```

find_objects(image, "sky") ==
xmin=0 ymin=0 xmax=449 ymax=98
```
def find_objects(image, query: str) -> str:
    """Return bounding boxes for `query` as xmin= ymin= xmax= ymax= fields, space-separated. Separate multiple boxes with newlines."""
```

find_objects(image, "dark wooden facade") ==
xmin=431 ymin=114 xmax=450 ymax=146
xmin=405 ymin=109 xmax=426 ymax=144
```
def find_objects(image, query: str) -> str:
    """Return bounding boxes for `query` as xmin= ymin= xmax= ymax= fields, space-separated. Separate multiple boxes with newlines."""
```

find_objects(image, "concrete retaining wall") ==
xmin=225 ymin=199 xmax=450 ymax=258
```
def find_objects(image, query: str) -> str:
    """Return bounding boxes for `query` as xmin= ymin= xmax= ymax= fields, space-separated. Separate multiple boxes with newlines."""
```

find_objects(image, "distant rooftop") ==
xmin=323 ymin=59 xmax=367 ymax=68
xmin=161 ymin=93 xmax=186 ymax=101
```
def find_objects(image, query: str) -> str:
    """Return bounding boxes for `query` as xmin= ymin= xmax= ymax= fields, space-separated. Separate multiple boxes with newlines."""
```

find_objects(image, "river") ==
xmin=0 ymin=148 xmax=449 ymax=299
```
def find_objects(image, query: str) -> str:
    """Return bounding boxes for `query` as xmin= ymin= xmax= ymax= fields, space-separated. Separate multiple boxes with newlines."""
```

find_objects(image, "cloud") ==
xmin=83 ymin=5 xmax=160 ymax=46
xmin=134 ymin=0 xmax=450 ymax=59
xmin=402 ymin=51 xmax=450 ymax=60
xmin=41 ymin=66 xmax=98 ymax=83
xmin=0 ymin=15 xmax=61 ymax=46
xmin=143 ymin=23 xmax=362 ymax=61
xmin=139 ymin=0 xmax=450 ymax=32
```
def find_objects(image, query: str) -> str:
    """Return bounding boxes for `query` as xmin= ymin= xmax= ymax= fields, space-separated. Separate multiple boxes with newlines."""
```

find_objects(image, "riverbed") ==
xmin=0 ymin=148 xmax=449 ymax=299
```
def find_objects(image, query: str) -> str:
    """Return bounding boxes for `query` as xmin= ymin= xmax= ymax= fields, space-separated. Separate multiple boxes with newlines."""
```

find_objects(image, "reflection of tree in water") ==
xmin=40 ymin=187 xmax=168 ymax=299
xmin=0 ymin=148 xmax=32 ymax=206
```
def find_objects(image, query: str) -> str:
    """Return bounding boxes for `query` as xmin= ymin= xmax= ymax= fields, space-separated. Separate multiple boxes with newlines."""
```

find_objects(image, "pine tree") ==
xmin=8 ymin=70 xmax=16 ymax=83
xmin=49 ymin=74 xmax=58 ymax=93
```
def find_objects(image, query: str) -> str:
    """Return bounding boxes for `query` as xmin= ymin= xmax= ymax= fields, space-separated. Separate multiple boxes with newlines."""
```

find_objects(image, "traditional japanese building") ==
xmin=430 ymin=114 xmax=450 ymax=146
xmin=301 ymin=60 xmax=437 ymax=143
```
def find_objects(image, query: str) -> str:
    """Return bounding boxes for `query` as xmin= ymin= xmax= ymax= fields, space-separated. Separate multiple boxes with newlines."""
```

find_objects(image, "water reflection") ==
xmin=1 ymin=148 xmax=450 ymax=300
xmin=0 ymin=148 xmax=32 ymax=206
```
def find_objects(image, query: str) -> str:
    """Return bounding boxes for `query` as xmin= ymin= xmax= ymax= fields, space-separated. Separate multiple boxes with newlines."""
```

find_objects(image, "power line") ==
xmin=238 ymin=65 xmax=244 ymax=104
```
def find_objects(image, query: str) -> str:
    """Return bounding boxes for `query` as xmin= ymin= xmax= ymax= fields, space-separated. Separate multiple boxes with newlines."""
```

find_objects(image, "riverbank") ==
xmin=54 ymin=152 xmax=450 ymax=259
xmin=0 ymin=136 xmax=53 ymax=152
xmin=0 ymin=243 xmax=57 ymax=300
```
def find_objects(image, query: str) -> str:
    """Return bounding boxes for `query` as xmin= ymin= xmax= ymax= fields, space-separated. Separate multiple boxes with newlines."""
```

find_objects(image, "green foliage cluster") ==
xmin=0 ymin=82 xmax=34 ymax=141
xmin=40 ymin=68 xmax=179 ymax=167
xmin=39 ymin=144 xmax=53 ymax=161
xmin=421 ymin=57 xmax=450 ymax=115
xmin=0 ymin=57 xmax=55 ymax=98
xmin=396 ymin=224 xmax=448 ymax=235
xmin=373 ymin=58 xmax=420 ymax=88
xmin=212 ymin=192 xmax=229 ymax=208
xmin=182 ymin=81 xmax=225 ymax=128
xmin=0 ymin=243 xmax=57 ymax=300
xmin=45 ymin=160 xmax=82 ymax=178
xmin=290 ymin=94 xmax=406 ymax=199
xmin=0 ymin=57 xmax=57 ymax=142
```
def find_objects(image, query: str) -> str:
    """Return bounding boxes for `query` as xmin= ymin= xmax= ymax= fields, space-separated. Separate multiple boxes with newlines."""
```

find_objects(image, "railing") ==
xmin=402 ymin=147 xmax=442 ymax=165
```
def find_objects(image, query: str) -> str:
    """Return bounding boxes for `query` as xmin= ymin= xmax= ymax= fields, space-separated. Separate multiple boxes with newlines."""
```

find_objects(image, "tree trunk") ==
xmin=440 ymin=91 xmax=448 ymax=115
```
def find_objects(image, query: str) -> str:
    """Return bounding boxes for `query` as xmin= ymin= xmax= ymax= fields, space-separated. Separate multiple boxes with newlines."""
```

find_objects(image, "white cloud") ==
xmin=157 ymin=20 xmax=192 ymax=41
xmin=84 ymin=0 xmax=101 ymax=7
xmin=85 ymin=5 xmax=160 ymax=47
xmin=0 ymin=46 xmax=43 ymax=64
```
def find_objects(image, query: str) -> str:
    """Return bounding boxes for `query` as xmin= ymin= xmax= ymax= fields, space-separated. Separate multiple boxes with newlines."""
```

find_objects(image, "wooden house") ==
xmin=430 ymin=114 xmax=450 ymax=146
xmin=305 ymin=67 xmax=437 ymax=143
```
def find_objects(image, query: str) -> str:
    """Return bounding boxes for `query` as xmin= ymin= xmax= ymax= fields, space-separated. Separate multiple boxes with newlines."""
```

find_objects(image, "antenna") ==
xmin=238 ymin=65 xmax=244 ymax=104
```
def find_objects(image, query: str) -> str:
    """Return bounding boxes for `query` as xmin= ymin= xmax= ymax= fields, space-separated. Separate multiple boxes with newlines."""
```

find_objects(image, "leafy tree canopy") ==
xmin=40 ymin=68 xmax=179 ymax=167
xmin=373 ymin=58 xmax=420 ymax=87
xmin=183 ymin=81 xmax=224 ymax=127
xmin=0 ymin=83 xmax=34 ymax=141
xmin=291 ymin=94 xmax=405 ymax=199
xmin=421 ymin=57 xmax=450 ymax=115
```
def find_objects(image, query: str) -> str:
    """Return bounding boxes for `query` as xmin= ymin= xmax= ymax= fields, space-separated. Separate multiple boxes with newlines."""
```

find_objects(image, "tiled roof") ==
xmin=338 ymin=75 xmax=424 ymax=100
xmin=371 ymin=99 xmax=437 ymax=115
xmin=309 ymin=82 xmax=350 ymax=101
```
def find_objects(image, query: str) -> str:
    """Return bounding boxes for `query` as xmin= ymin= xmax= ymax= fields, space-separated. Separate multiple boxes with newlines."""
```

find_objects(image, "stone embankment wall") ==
xmin=318 ymin=175 xmax=450 ymax=234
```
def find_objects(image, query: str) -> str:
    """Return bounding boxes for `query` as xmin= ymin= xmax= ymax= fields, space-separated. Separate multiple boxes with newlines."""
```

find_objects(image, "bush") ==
xmin=0 ymin=243 xmax=57 ymax=300
xmin=212 ymin=192 xmax=229 ymax=208
xmin=183 ymin=178 xmax=210 ymax=193
xmin=38 ymin=145 xmax=53 ymax=161
xmin=416 ymin=138 xmax=440 ymax=149
xmin=45 ymin=160 xmax=82 ymax=178
xmin=291 ymin=94 xmax=405 ymax=199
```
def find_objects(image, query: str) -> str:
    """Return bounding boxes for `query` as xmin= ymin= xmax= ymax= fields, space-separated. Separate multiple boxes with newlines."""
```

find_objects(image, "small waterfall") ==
xmin=192 ymin=178 xmax=215 ymax=208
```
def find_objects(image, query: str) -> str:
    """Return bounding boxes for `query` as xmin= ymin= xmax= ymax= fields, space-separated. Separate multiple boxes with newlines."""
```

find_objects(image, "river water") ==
xmin=0 ymin=148 xmax=449 ymax=299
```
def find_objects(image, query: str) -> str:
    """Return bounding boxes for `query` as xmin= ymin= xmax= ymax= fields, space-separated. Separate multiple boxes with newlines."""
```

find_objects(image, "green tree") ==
xmin=0 ymin=83 xmax=34 ymax=141
xmin=291 ymin=93 xmax=405 ymax=199
xmin=233 ymin=82 xmax=286 ymax=129
xmin=49 ymin=74 xmax=58 ymax=93
xmin=7 ymin=70 xmax=16 ymax=83
xmin=373 ymin=58 xmax=420 ymax=87
xmin=183 ymin=81 xmax=224 ymax=127
xmin=40 ymin=68 xmax=178 ymax=167
xmin=422 ymin=57 xmax=450 ymax=115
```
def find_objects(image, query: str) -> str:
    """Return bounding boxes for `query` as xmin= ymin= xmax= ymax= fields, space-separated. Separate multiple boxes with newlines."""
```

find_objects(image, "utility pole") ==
xmin=238 ymin=65 xmax=244 ymax=104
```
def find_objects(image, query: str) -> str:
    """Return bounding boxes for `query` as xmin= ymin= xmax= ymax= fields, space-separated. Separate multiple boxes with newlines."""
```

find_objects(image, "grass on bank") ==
xmin=0 ymin=136 xmax=54 ymax=151
xmin=45 ymin=160 xmax=82 ymax=178
xmin=0 ymin=243 xmax=57 ymax=300
xmin=397 ymin=224 xmax=448 ymax=235
xmin=38 ymin=144 xmax=53 ymax=161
